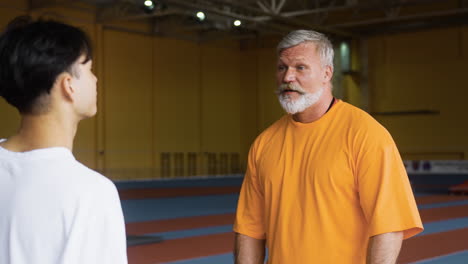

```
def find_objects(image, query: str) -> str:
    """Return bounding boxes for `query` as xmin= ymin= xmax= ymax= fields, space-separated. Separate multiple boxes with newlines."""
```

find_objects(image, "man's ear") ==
xmin=56 ymin=72 xmax=75 ymax=102
xmin=323 ymin=65 xmax=333 ymax=82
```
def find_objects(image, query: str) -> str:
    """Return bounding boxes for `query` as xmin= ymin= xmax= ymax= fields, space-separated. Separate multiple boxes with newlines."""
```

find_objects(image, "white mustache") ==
xmin=276 ymin=83 xmax=306 ymax=95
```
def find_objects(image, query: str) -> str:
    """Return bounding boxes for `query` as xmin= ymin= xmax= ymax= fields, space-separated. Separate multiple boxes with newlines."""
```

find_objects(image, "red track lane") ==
xmin=120 ymin=188 xmax=468 ymax=202
xmin=450 ymin=181 xmax=468 ymax=191
xmin=125 ymin=204 xmax=468 ymax=236
xmin=125 ymin=205 xmax=468 ymax=236
xmin=398 ymin=228 xmax=468 ymax=263
xmin=125 ymin=194 xmax=468 ymax=263
xmin=119 ymin=186 xmax=240 ymax=200
xmin=126 ymin=213 xmax=235 ymax=235
xmin=415 ymin=195 xmax=468 ymax=205
xmin=420 ymin=204 xmax=468 ymax=223
xmin=125 ymin=197 xmax=468 ymax=235
xmin=127 ymin=232 xmax=234 ymax=264
xmin=127 ymin=229 xmax=468 ymax=264
xmin=412 ymin=184 xmax=452 ymax=190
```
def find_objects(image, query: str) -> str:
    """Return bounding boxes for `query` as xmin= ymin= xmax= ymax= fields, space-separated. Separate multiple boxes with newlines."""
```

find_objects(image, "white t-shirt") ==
xmin=0 ymin=139 xmax=128 ymax=264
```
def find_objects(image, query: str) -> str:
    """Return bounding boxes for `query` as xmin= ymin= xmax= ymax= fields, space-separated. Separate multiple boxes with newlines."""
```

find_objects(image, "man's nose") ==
xmin=283 ymin=68 xmax=295 ymax=83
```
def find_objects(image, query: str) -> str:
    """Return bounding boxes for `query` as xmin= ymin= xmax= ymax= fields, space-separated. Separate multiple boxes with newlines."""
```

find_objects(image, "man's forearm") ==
xmin=234 ymin=233 xmax=266 ymax=264
xmin=367 ymin=231 xmax=403 ymax=264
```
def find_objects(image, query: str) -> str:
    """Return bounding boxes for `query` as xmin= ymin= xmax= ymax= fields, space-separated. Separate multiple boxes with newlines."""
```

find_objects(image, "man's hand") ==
xmin=234 ymin=233 xmax=266 ymax=264
xmin=367 ymin=231 xmax=403 ymax=264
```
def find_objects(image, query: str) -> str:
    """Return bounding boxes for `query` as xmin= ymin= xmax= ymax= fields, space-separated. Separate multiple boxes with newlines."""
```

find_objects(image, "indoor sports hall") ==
xmin=1 ymin=0 xmax=468 ymax=263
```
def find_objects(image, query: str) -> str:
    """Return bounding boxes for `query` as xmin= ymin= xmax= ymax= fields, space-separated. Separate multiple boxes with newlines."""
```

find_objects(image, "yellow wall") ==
xmin=153 ymin=38 xmax=201 ymax=152
xmin=343 ymin=39 xmax=363 ymax=107
xmin=2 ymin=2 xmax=468 ymax=180
xmin=367 ymin=26 xmax=468 ymax=160
xmin=100 ymin=30 xmax=244 ymax=179
xmin=239 ymin=49 xmax=259 ymax=171
xmin=0 ymin=0 xmax=28 ymax=18
xmin=257 ymin=48 xmax=283 ymax=130
xmin=200 ymin=45 xmax=241 ymax=153
xmin=102 ymin=30 xmax=154 ymax=179
xmin=0 ymin=1 xmax=27 ymax=139
xmin=0 ymin=1 xmax=247 ymax=179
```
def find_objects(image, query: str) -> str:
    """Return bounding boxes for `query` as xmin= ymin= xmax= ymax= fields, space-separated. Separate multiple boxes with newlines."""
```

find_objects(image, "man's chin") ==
xmin=279 ymin=94 xmax=301 ymax=103
xmin=279 ymin=97 xmax=320 ymax=115
xmin=278 ymin=101 xmax=302 ymax=114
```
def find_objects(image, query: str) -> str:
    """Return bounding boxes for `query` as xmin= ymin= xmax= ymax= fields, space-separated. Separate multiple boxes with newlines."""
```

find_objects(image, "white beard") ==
xmin=277 ymin=86 xmax=324 ymax=114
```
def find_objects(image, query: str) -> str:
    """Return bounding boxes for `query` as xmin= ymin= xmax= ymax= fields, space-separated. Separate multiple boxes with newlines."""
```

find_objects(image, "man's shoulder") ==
xmin=257 ymin=115 xmax=289 ymax=137
xmin=63 ymin=162 xmax=120 ymax=210
xmin=248 ymin=115 xmax=286 ymax=148
xmin=336 ymin=102 xmax=396 ymax=150
xmin=337 ymin=101 xmax=387 ymax=132
xmin=34 ymin=150 xmax=115 ymax=191
xmin=338 ymin=101 xmax=373 ymax=121
xmin=71 ymin=161 xmax=117 ymax=192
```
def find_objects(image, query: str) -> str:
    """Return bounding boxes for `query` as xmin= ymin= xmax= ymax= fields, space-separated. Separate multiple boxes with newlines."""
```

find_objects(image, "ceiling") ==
xmin=36 ymin=0 xmax=468 ymax=40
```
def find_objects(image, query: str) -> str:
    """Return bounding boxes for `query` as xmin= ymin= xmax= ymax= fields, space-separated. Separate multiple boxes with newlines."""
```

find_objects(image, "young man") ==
xmin=234 ymin=30 xmax=423 ymax=264
xmin=0 ymin=17 xmax=127 ymax=264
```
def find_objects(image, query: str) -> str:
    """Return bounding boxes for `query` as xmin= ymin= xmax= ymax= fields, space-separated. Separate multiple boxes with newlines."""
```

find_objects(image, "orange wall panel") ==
xmin=103 ymin=29 xmax=154 ymax=179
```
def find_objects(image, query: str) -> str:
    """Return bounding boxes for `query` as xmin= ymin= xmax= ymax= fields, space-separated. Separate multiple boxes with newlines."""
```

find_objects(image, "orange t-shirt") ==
xmin=234 ymin=100 xmax=423 ymax=263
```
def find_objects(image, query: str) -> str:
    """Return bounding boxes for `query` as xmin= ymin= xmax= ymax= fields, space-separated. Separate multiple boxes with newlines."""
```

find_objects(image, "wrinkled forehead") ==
xmin=278 ymin=42 xmax=319 ymax=63
xmin=279 ymin=41 xmax=318 ymax=55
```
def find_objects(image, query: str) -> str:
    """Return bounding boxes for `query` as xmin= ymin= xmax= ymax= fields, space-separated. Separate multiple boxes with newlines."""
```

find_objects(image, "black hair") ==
xmin=0 ymin=16 xmax=93 ymax=114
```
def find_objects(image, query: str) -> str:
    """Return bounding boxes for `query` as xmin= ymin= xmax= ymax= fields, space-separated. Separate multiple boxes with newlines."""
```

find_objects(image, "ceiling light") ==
xmin=144 ymin=0 xmax=153 ymax=7
xmin=142 ymin=0 xmax=155 ymax=13
xmin=196 ymin=11 xmax=206 ymax=21
xmin=233 ymin=20 xmax=242 ymax=27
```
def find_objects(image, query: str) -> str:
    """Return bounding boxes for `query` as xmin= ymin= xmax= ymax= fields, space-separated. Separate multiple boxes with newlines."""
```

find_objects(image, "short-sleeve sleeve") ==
xmin=233 ymin=142 xmax=266 ymax=239
xmin=92 ymin=182 xmax=128 ymax=263
xmin=78 ymin=179 xmax=128 ymax=264
xmin=355 ymin=122 xmax=423 ymax=239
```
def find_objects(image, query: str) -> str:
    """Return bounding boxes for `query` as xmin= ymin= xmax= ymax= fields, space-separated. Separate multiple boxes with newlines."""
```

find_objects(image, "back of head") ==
xmin=277 ymin=29 xmax=334 ymax=71
xmin=0 ymin=16 xmax=92 ymax=114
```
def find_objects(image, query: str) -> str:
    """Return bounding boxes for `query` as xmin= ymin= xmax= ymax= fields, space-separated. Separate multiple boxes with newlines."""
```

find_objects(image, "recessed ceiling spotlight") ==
xmin=196 ymin=11 xmax=206 ymax=21
xmin=144 ymin=0 xmax=153 ymax=7
xmin=143 ymin=0 xmax=155 ymax=12
xmin=233 ymin=20 xmax=242 ymax=27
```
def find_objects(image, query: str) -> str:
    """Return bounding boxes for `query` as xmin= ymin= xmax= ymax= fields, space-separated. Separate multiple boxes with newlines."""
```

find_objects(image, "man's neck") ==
xmin=292 ymin=92 xmax=335 ymax=123
xmin=0 ymin=112 xmax=78 ymax=152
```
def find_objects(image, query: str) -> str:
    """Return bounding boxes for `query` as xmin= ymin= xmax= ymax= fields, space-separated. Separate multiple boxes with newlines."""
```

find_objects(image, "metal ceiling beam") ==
xmin=331 ymin=7 xmax=468 ymax=28
xmin=30 ymin=0 xmax=95 ymax=12
xmin=97 ymin=2 xmax=183 ymax=23
xmin=280 ymin=0 xmax=449 ymax=18
xmin=275 ymin=0 xmax=286 ymax=14
xmin=82 ymin=0 xmax=466 ymax=38
xmin=185 ymin=0 xmax=353 ymax=36
xmin=95 ymin=0 xmax=290 ymax=38
xmin=200 ymin=0 xmax=277 ymax=16
xmin=257 ymin=1 xmax=270 ymax=13
xmin=256 ymin=0 xmax=337 ymax=22
xmin=101 ymin=10 xmax=182 ymax=22
xmin=167 ymin=0 xmax=296 ymax=34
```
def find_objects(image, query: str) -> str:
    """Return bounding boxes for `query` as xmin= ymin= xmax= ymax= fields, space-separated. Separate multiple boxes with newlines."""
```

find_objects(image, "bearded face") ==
xmin=276 ymin=42 xmax=332 ymax=115
xmin=276 ymin=82 xmax=323 ymax=114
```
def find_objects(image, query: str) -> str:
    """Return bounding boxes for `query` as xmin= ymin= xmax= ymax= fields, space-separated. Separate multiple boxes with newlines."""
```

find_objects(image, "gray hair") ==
xmin=277 ymin=30 xmax=334 ymax=70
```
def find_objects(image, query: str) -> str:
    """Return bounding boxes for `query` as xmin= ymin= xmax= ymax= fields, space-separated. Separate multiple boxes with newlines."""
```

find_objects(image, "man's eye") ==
xmin=297 ymin=66 xmax=305 ymax=70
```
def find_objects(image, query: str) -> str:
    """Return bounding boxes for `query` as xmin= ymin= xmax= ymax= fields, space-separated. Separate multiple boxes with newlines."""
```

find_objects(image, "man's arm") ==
xmin=89 ymin=180 xmax=128 ymax=263
xmin=366 ymin=231 xmax=403 ymax=264
xmin=234 ymin=233 xmax=266 ymax=264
